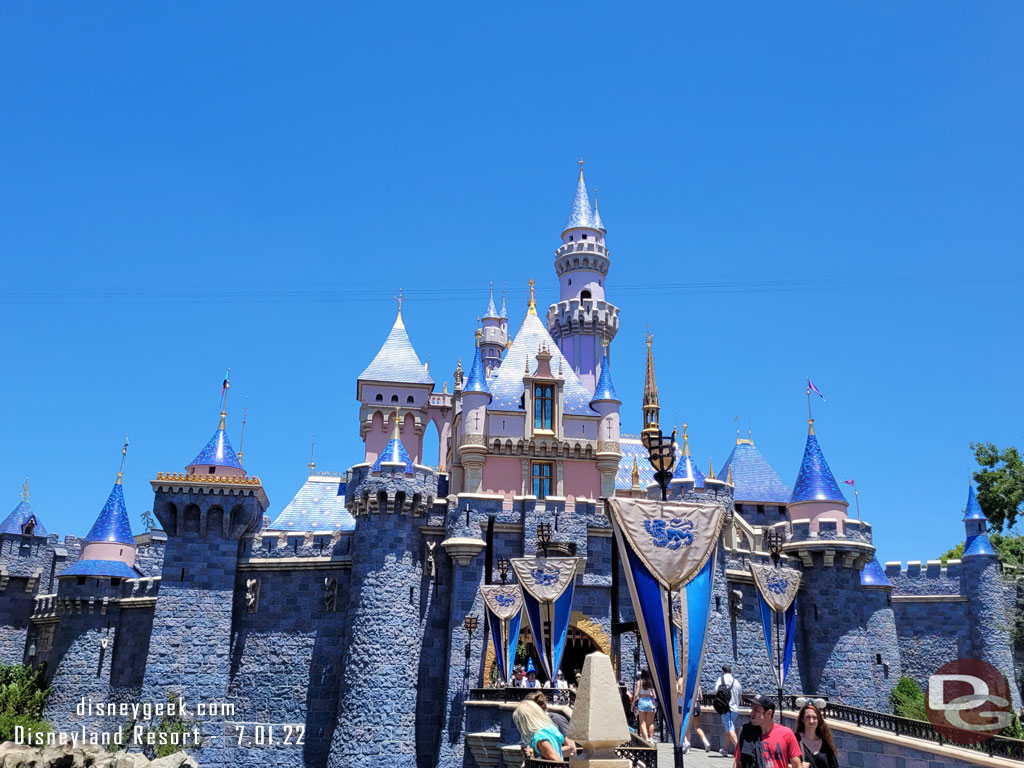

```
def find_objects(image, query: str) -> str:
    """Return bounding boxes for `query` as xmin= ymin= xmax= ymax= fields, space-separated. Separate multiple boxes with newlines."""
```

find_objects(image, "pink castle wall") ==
xmin=563 ymin=461 xmax=600 ymax=499
xmin=482 ymin=457 xmax=522 ymax=495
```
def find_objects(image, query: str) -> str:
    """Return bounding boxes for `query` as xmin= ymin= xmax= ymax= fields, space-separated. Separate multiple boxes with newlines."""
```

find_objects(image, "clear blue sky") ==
xmin=1 ymin=2 xmax=1021 ymax=563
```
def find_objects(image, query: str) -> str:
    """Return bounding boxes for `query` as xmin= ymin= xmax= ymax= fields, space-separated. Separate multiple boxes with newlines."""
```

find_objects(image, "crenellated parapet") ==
xmin=781 ymin=516 xmax=876 ymax=569
xmin=345 ymin=462 xmax=437 ymax=516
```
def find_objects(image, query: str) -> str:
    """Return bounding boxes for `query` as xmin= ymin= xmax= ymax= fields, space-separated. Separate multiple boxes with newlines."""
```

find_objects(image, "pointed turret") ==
xmin=562 ymin=161 xmax=595 ymax=235
xmin=791 ymin=420 xmax=846 ymax=503
xmin=62 ymin=442 xmax=137 ymax=579
xmin=642 ymin=332 xmax=660 ymax=436
xmin=962 ymin=482 xmax=994 ymax=557
xmin=484 ymin=285 xmax=499 ymax=319
xmin=463 ymin=334 xmax=491 ymax=399
xmin=590 ymin=348 xmax=620 ymax=405
xmin=358 ymin=303 xmax=434 ymax=387
xmin=592 ymin=189 xmax=605 ymax=233
xmin=0 ymin=480 xmax=47 ymax=538
xmin=371 ymin=409 xmax=414 ymax=474
xmin=480 ymin=285 xmax=508 ymax=376
xmin=187 ymin=408 xmax=245 ymax=477
xmin=671 ymin=424 xmax=706 ymax=485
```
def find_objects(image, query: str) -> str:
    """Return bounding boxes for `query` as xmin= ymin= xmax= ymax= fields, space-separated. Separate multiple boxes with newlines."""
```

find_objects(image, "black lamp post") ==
xmin=763 ymin=528 xmax=788 ymax=715
xmin=497 ymin=558 xmax=510 ymax=584
xmin=537 ymin=523 xmax=552 ymax=559
xmin=464 ymin=614 xmax=479 ymax=661
xmin=642 ymin=427 xmax=677 ymax=500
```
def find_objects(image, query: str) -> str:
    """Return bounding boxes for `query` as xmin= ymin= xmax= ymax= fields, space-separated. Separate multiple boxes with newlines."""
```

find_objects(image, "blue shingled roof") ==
xmin=672 ymin=453 xmax=706 ymax=485
xmin=190 ymin=422 xmax=243 ymax=471
xmin=615 ymin=438 xmax=684 ymax=490
xmin=371 ymin=435 xmax=414 ymax=474
xmin=484 ymin=293 xmax=499 ymax=319
xmin=791 ymin=430 xmax=847 ymax=504
xmin=563 ymin=170 xmax=595 ymax=233
xmin=84 ymin=481 xmax=135 ymax=545
xmin=358 ymin=313 xmax=434 ymax=386
xmin=463 ymin=345 xmax=491 ymax=398
xmin=591 ymin=352 xmax=619 ymax=405
xmin=963 ymin=483 xmax=986 ymax=521
xmin=719 ymin=441 xmax=792 ymax=504
xmin=488 ymin=312 xmax=596 ymax=416
xmin=592 ymin=197 xmax=605 ymax=232
xmin=860 ymin=558 xmax=892 ymax=588
xmin=60 ymin=559 xmax=138 ymax=579
xmin=964 ymin=533 xmax=995 ymax=558
xmin=0 ymin=501 xmax=48 ymax=538
xmin=267 ymin=475 xmax=354 ymax=532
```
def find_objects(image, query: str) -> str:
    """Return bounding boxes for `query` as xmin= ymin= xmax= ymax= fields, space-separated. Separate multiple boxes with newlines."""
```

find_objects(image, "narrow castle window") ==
xmin=391 ymin=395 xmax=399 ymax=403
xmin=375 ymin=393 xmax=383 ymax=402
xmin=582 ymin=234 xmax=587 ymax=239
xmin=532 ymin=462 xmax=553 ymax=499
xmin=208 ymin=466 xmax=216 ymax=474
xmin=76 ymin=576 xmax=86 ymax=586
xmin=581 ymin=290 xmax=591 ymax=300
xmin=407 ymin=396 xmax=414 ymax=404
xmin=534 ymin=384 xmax=553 ymax=430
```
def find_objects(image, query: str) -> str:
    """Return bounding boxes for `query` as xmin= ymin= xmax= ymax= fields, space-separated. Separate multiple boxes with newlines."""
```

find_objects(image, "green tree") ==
xmin=972 ymin=442 xmax=1024 ymax=532
xmin=890 ymin=676 xmax=926 ymax=721
xmin=940 ymin=532 xmax=1024 ymax=568
xmin=0 ymin=664 xmax=50 ymax=741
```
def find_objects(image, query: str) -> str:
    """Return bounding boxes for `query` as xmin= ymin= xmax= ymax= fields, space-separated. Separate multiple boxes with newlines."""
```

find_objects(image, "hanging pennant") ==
xmin=749 ymin=563 xmax=801 ymax=689
xmin=607 ymin=498 xmax=726 ymax=751
xmin=480 ymin=584 xmax=524 ymax=686
xmin=510 ymin=557 xmax=581 ymax=681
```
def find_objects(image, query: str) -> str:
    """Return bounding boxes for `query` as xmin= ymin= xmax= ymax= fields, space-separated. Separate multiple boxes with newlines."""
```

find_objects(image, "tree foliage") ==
xmin=890 ymin=676 xmax=926 ymax=721
xmin=0 ymin=664 xmax=50 ymax=741
xmin=940 ymin=532 xmax=1024 ymax=568
xmin=972 ymin=442 xmax=1024 ymax=532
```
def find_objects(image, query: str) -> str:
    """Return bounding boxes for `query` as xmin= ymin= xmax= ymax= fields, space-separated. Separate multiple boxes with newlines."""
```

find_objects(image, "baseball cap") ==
xmin=749 ymin=695 xmax=776 ymax=712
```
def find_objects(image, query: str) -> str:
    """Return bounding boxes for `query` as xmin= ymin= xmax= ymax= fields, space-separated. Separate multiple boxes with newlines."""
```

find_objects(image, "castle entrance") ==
xmin=483 ymin=611 xmax=611 ymax=686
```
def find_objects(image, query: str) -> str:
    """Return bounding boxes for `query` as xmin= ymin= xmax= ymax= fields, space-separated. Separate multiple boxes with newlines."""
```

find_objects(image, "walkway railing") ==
xmin=471 ymin=686 xmax=575 ymax=707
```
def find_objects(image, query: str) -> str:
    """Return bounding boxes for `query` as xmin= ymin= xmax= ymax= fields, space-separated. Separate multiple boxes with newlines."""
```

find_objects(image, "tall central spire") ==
xmin=642 ymin=331 xmax=660 ymax=436
xmin=563 ymin=159 xmax=595 ymax=234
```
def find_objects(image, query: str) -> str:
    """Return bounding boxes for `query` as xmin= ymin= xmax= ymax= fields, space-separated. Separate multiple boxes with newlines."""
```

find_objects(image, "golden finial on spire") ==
xmin=117 ymin=435 xmax=129 ymax=484
xmin=642 ymin=329 xmax=660 ymax=437
xmin=308 ymin=434 xmax=316 ymax=473
xmin=391 ymin=406 xmax=402 ymax=441
xmin=681 ymin=423 xmax=690 ymax=457
xmin=474 ymin=328 xmax=482 ymax=347
xmin=727 ymin=464 xmax=733 ymax=485
xmin=442 ymin=380 xmax=448 ymax=394
xmin=631 ymin=457 xmax=640 ymax=488
xmin=527 ymin=279 xmax=537 ymax=315
xmin=808 ymin=418 xmax=815 ymax=436
xmin=707 ymin=457 xmax=716 ymax=480
xmin=20 ymin=477 xmax=30 ymax=501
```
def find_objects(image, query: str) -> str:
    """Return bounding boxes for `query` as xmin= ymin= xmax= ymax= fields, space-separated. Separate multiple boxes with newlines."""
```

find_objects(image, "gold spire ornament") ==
xmin=116 ymin=435 xmax=129 ymax=484
xmin=642 ymin=331 xmax=660 ymax=437
xmin=727 ymin=465 xmax=733 ymax=485
xmin=20 ymin=477 xmax=29 ymax=501
xmin=681 ymin=423 xmax=690 ymax=457
xmin=707 ymin=458 xmax=716 ymax=481
xmin=631 ymin=457 xmax=640 ymax=488
xmin=308 ymin=434 xmax=316 ymax=473
xmin=527 ymin=279 xmax=537 ymax=315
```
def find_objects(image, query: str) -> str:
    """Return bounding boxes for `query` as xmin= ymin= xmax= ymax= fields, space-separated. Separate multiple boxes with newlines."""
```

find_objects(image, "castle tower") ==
xmin=186 ymin=409 xmax=244 ymax=478
xmin=547 ymin=162 xmax=620 ymax=393
xmin=332 ymin=408 xmax=440 ymax=766
xmin=669 ymin=424 xmax=706 ymax=493
xmin=718 ymin=431 xmax=792 ymax=527
xmin=45 ymin=449 xmax=138 ymax=732
xmin=357 ymin=300 xmax=434 ymax=465
xmin=457 ymin=334 xmax=491 ymax=493
xmin=590 ymin=345 xmax=622 ymax=498
xmin=480 ymin=285 xmax=508 ymax=376
xmin=788 ymin=418 xmax=848 ymax=532
xmin=961 ymin=482 xmax=1021 ymax=707
xmin=141 ymin=393 xmax=268 ymax=766
xmin=642 ymin=332 xmax=660 ymax=438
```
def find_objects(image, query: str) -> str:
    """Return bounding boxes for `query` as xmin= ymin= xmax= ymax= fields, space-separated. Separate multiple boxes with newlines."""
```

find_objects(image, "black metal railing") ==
xmin=822 ymin=701 xmax=1024 ymax=762
xmin=471 ymin=686 xmax=576 ymax=707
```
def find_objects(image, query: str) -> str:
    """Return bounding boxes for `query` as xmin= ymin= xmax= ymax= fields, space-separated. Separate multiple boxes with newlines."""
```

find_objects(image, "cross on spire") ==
xmin=20 ymin=477 xmax=29 ymax=501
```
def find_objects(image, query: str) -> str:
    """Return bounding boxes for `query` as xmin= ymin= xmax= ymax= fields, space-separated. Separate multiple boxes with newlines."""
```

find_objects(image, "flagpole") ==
xmin=855 ymin=488 xmax=861 ymax=521
xmin=806 ymin=385 xmax=813 ymax=422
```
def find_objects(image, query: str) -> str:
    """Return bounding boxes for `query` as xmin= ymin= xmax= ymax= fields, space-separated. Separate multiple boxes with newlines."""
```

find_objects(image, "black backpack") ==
xmin=713 ymin=675 xmax=734 ymax=714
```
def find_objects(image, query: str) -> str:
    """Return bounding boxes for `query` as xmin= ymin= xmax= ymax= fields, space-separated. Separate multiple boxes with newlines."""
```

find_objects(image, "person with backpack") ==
xmin=712 ymin=664 xmax=742 ymax=756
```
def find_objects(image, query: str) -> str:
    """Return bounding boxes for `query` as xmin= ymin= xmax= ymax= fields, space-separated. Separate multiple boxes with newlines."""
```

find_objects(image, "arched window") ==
xmin=391 ymin=395 xmax=399 ymax=403
xmin=581 ymin=290 xmax=591 ymax=300
xmin=534 ymin=384 xmax=554 ymax=431
xmin=375 ymin=393 xmax=383 ymax=402
xmin=406 ymin=396 xmax=415 ymax=404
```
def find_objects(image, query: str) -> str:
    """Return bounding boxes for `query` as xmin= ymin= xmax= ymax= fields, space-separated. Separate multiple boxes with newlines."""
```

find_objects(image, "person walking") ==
xmin=734 ymin=694 xmax=801 ymax=768
xmin=678 ymin=678 xmax=710 ymax=753
xmin=713 ymin=664 xmax=742 ymax=756
xmin=632 ymin=669 xmax=658 ymax=744
xmin=795 ymin=702 xmax=838 ymax=768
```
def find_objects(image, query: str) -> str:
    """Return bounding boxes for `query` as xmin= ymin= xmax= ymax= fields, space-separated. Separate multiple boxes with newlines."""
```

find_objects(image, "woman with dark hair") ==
xmin=632 ymin=669 xmax=657 ymax=744
xmin=795 ymin=703 xmax=839 ymax=768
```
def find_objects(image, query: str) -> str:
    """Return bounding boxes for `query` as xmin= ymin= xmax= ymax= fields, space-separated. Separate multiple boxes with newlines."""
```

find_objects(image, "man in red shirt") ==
xmin=734 ymin=695 xmax=801 ymax=768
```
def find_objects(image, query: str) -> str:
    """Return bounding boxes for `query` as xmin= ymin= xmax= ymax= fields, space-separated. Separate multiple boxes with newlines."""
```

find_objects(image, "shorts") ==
xmin=722 ymin=711 xmax=736 ymax=732
xmin=637 ymin=698 xmax=656 ymax=713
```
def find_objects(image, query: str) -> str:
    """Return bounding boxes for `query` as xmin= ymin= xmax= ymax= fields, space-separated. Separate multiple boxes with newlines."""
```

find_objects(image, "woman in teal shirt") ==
xmin=513 ymin=699 xmax=575 ymax=761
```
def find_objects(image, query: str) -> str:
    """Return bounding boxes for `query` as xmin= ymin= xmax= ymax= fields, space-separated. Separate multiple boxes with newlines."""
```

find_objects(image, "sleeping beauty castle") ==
xmin=0 ymin=164 xmax=1018 ymax=768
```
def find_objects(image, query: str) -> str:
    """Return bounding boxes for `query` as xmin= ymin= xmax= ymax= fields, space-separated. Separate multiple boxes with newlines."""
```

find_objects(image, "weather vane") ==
xmin=20 ymin=478 xmax=29 ymax=502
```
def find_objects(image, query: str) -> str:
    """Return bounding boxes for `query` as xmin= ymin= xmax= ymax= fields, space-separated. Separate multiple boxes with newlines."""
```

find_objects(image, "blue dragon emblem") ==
xmin=533 ymin=567 xmax=559 ymax=586
xmin=644 ymin=518 xmax=694 ymax=550
xmin=766 ymin=576 xmax=789 ymax=595
xmin=495 ymin=593 xmax=516 ymax=607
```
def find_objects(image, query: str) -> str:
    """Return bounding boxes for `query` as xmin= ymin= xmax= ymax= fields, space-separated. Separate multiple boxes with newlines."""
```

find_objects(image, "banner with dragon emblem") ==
xmin=510 ymin=557 xmax=582 ymax=681
xmin=480 ymin=584 xmax=523 ymax=686
xmin=748 ymin=563 xmax=800 ymax=689
xmin=606 ymin=498 xmax=726 ymax=751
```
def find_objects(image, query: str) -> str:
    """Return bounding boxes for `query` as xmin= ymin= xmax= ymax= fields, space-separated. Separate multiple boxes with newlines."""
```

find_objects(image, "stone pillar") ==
xmin=567 ymin=651 xmax=630 ymax=768
xmin=436 ymin=536 xmax=487 ymax=768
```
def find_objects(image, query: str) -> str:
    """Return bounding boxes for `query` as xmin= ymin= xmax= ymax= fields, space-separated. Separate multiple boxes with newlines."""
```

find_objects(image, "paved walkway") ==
xmin=657 ymin=741 xmax=734 ymax=768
